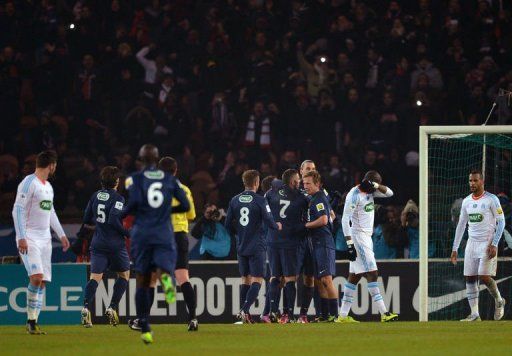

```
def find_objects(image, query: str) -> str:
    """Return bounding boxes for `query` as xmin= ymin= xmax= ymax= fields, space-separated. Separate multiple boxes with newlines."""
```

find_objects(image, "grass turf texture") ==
xmin=1 ymin=322 xmax=511 ymax=355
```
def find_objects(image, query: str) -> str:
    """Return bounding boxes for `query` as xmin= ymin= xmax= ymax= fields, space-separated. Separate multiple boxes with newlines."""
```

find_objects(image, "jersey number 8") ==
xmin=148 ymin=182 xmax=164 ymax=208
xmin=240 ymin=207 xmax=249 ymax=226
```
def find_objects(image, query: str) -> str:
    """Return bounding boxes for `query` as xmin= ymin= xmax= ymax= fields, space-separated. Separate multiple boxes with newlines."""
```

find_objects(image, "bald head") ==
xmin=363 ymin=170 xmax=382 ymax=184
xmin=139 ymin=144 xmax=159 ymax=166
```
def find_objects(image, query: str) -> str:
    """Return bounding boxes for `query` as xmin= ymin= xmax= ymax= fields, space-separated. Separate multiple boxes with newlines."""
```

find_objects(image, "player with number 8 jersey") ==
xmin=225 ymin=170 xmax=281 ymax=323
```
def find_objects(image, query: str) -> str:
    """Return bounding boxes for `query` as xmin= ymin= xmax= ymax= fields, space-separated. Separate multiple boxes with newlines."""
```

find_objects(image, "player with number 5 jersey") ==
xmin=124 ymin=144 xmax=190 ymax=344
xmin=225 ymin=170 xmax=281 ymax=323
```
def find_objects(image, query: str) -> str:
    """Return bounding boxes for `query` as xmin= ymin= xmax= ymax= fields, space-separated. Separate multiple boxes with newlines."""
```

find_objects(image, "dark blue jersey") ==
xmin=225 ymin=190 xmax=278 ymax=256
xmin=124 ymin=167 xmax=189 ymax=244
xmin=308 ymin=191 xmax=335 ymax=249
xmin=83 ymin=189 xmax=128 ymax=251
xmin=266 ymin=186 xmax=308 ymax=248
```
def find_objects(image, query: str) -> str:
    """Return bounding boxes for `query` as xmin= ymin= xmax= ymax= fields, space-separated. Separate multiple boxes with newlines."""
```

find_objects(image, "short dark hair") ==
xmin=363 ymin=170 xmax=382 ymax=183
xmin=470 ymin=169 xmax=483 ymax=179
xmin=261 ymin=175 xmax=276 ymax=193
xmin=242 ymin=169 xmax=260 ymax=188
xmin=100 ymin=166 xmax=120 ymax=189
xmin=282 ymin=169 xmax=299 ymax=186
xmin=158 ymin=156 xmax=177 ymax=175
xmin=303 ymin=170 xmax=321 ymax=184
xmin=36 ymin=150 xmax=58 ymax=168
xmin=138 ymin=144 xmax=159 ymax=166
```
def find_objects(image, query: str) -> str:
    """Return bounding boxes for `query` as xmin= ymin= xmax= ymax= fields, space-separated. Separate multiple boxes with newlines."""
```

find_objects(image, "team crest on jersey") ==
xmin=239 ymin=195 xmax=253 ymax=203
xmin=469 ymin=213 xmax=484 ymax=222
xmin=125 ymin=177 xmax=133 ymax=189
xmin=144 ymin=170 xmax=165 ymax=179
xmin=364 ymin=202 xmax=374 ymax=212
xmin=39 ymin=200 xmax=52 ymax=211
xmin=316 ymin=203 xmax=325 ymax=211
xmin=497 ymin=207 xmax=503 ymax=215
xmin=473 ymin=204 xmax=477 ymax=208
xmin=97 ymin=192 xmax=110 ymax=201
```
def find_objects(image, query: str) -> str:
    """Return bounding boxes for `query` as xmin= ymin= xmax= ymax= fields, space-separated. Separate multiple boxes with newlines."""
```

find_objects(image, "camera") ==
xmin=406 ymin=211 xmax=419 ymax=227
xmin=210 ymin=208 xmax=221 ymax=220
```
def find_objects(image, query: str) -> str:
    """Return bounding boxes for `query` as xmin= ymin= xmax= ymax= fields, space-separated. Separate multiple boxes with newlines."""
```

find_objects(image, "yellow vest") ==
xmin=171 ymin=182 xmax=196 ymax=233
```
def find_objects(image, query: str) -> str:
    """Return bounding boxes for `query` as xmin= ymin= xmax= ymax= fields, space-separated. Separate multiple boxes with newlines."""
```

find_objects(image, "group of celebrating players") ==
xmin=12 ymin=144 xmax=506 ymax=344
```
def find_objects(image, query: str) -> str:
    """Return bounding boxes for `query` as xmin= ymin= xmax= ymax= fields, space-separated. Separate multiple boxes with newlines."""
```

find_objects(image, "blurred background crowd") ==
xmin=1 ymin=0 xmax=512 ymax=258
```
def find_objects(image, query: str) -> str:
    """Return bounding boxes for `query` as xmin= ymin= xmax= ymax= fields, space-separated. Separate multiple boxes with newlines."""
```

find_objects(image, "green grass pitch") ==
xmin=1 ymin=322 xmax=511 ymax=355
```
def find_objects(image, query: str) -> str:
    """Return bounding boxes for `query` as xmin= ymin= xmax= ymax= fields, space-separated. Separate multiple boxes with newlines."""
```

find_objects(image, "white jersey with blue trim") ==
xmin=12 ymin=174 xmax=65 ymax=242
xmin=453 ymin=192 xmax=505 ymax=249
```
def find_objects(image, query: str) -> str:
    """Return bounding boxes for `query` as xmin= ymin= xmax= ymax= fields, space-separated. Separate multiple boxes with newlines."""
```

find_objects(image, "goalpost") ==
xmin=419 ymin=125 xmax=512 ymax=322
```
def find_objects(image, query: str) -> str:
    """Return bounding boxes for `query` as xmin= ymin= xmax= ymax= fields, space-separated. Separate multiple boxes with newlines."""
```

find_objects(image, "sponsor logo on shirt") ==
xmin=144 ymin=170 xmax=165 ymax=180
xmin=239 ymin=195 xmax=253 ymax=203
xmin=469 ymin=213 xmax=484 ymax=222
xmin=39 ymin=200 xmax=52 ymax=211
xmin=364 ymin=202 xmax=374 ymax=212
xmin=97 ymin=192 xmax=110 ymax=201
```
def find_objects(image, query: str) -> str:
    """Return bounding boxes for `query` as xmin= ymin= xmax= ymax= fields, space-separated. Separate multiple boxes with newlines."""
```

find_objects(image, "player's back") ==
xmin=85 ymin=189 xmax=127 ymax=250
xmin=126 ymin=168 xmax=180 ymax=233
xmin=227 ymin=190 xmax=270 ymax=255
xmin=266 ymin=186 xmax=308 ymax=248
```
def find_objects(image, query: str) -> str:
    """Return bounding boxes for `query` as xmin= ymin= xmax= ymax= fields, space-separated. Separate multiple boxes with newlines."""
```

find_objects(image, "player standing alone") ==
xmin=124 ymin=145 xmax=190 ymax=343
xmin=337 ymin=170 xmax=398 ymax=323
xmin=80 ymin=166 xmax=131 ymax=327
xmin=225 ymin=170 xmax=281 ymax=323
xmin=451 ymin=170 xmax=506 ymax=321
xmin=12 ymin=150 xmax=70 ymax=334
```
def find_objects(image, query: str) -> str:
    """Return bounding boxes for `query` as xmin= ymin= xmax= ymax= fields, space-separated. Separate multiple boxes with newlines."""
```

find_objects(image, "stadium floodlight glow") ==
xmin=419 ymin=125 xmax=512 ymax=322
xmin=320 ymin=56 xmax=326 ymax=63
xmin=416 ymin=100 xmax=423 ymax=107
xmin=69 ymin=23 xmax=75 ymax=29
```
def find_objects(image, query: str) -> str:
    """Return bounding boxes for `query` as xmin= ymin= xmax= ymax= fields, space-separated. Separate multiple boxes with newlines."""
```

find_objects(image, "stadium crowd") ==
xmin=1 ymin=0 xmax=512 ymax=258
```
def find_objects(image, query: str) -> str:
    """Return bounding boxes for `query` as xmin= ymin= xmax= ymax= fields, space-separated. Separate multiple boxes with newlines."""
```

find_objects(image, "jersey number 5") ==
xmin=240 ymin=207 xmax=249 ymax=226
xmin=148 ymin=182 xmax=164 ymax=208
xmin=97 ymin=204 xmax=106 ymax=223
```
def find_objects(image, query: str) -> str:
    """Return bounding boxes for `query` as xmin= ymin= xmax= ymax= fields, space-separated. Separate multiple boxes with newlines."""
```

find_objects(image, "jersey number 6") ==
xmin=148 ymin=182 xmax=164 ymax=208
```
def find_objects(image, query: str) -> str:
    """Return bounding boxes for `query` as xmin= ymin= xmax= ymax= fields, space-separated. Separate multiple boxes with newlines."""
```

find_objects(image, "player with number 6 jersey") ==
xmin=225 ymin=170 xmax=281 ymax=323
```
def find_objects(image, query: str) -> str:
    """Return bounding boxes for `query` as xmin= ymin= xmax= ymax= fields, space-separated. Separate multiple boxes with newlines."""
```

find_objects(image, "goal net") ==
xmin=419 ymin=126 xmax=512 ymax=321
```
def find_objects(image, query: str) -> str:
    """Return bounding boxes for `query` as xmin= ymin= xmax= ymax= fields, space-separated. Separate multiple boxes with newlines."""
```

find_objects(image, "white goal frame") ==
xmin=419 ymin=125 xmax=512 ymax=321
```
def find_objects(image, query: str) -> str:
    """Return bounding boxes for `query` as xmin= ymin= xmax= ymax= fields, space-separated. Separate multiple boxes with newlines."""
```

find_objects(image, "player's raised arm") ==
xmin=451 ymin=200 xmax=469 ymax=264
xmin=373 ymin=183 xmax=394 ymax=198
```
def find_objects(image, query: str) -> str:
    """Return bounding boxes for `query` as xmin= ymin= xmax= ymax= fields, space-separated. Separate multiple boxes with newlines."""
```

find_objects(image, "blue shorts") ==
xmin=238 ymin=251 xmax=266 ymax=277
xmin=297 ymin=239 xmax=314 ymax=277
xmin=131 ymin=242 xmax=177 ymax=275
xmin=269 ymin=246 xmax=298 ymax=277
xmin=90 ymin=248 xmax=130 ymax=274
xmin=313 ymin=245 xmax=336 ymax=279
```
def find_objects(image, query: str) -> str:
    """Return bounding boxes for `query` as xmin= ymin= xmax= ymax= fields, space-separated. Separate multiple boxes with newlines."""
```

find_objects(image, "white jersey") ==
xmin=453 ymin=191 xmax=505 ymax=250
xmin=12 ymin=174 xmax=65 ymax=242
xmin=342 ymin=185 xmax=394 ymax=236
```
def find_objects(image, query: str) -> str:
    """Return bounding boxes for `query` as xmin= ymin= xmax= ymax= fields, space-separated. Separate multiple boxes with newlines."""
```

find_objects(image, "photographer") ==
xmin=191 ymin=203 xmax=234 ymax=260
xmin=400 ymin=200 xmax=419 ymax=258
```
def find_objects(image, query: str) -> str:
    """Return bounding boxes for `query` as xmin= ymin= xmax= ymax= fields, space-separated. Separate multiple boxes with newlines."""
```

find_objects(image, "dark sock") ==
xmin=313 ymin=288 xmax=321 ymax=317
xmin=148 ymin=287 xmax=155 ymax=309
xmin=263 ymin=283 xmax=271 ymax=315
xmin=284 ymin=281 xmax=296 ymax=316
xmin=181 ymin=282 xmax=196 ymax=321
xmin=300 ymin=286 xmax=314 ymax=315
xmin=328 ymin=298 xmax=338 ymax=317
xmin=242 ymin=282 xmax=262 ymax=313
xmin=84 ymin=279 xmax=98 ymax=309
xmin=282 ymin=286 xmax=288 ymax=313
xmin=269 ymin=278 xmax=281 ymax=313
xmin=135 ymin=287 xmax=151 ymax=333
xmin=109 ymin=278 xmax=128 ymax=309
xmin=321 ymin=298 xmax=329 ymax=319
xmin=240 ymin=284 xmax=250 ymax=310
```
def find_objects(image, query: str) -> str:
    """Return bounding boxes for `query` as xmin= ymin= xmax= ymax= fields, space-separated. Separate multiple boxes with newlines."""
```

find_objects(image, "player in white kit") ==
xmin=451 ymin=170 xmax=506 ymax=321
xmin=336 ymin=170 xmax=398 ymax=323
xmin=12 ymin=151 xmax=70 ymax=334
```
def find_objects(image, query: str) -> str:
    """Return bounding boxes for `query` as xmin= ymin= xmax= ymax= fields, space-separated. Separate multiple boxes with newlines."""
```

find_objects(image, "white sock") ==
xmin=340 ymin=282 xmax=356 ymax=317
xmin=368 ymin=281 xmax=388 ymax=314
xmin=35 ymin=286 xmax=45 ymax=321
xmin=466 ymin=282 xmax=479 ymax=316
xmin=485 ymin=279 xmax=503 ymax=304
xmin=27 ymin=284 xmax=39 ymax=321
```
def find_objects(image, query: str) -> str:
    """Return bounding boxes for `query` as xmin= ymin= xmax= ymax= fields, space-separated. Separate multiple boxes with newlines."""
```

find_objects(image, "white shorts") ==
xmin=19 ymin=237 xmax=53 ymax=282
xmin=463 ymin=239 xmax=497 ymax=277
xmin=349 ymin=231 xmax=378 ymax=275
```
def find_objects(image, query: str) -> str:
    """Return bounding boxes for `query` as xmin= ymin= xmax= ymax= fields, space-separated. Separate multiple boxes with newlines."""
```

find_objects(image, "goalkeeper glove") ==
xmin=347 ymin=239 xmax=357 ymax=261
